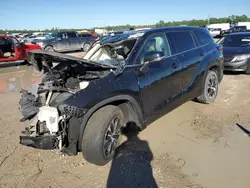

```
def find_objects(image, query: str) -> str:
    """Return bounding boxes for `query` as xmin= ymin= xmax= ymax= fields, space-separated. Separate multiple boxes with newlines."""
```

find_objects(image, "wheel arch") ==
xmin=44 ymin=44 xmax=54 ymax=50
xmin=208 ymin=64 xmax=220 ymax=78
xmin=82 ymin=42 xmax=91 ymax=51
xmin=78 ymin=94 xmax=144 ymax=149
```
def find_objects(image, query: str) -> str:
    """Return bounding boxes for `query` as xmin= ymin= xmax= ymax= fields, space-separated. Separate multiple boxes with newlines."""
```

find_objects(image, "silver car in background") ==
xmin=33 ymin=31 xmax=96 ymax=52
xmin=21 ymin=32 xmax=48 ymax=43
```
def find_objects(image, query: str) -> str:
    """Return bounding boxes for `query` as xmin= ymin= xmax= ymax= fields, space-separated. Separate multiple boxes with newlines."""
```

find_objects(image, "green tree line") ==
xmin=1 ymin=14 xmax=249 ymax=34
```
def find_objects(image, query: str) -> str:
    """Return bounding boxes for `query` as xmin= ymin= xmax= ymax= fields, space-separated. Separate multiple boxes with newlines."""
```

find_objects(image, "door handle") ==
xmin=171 ymin=63 xmax=180 ymax=69
xmin=200 ymin=52 xmax=205 ymax=56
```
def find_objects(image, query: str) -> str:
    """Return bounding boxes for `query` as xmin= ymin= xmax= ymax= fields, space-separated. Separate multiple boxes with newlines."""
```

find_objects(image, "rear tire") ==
xmin=44 ymin=46 xmax=54 ymax=52
xmin=197 ymin=70 xmax=219 ymax=104
xmin=245 ymin=64 xmax=250 ymax=75
xmin=83 ymin=43 xmax=91 ymax=52
xmin=81 ymin=105 xmax=124 ymax=166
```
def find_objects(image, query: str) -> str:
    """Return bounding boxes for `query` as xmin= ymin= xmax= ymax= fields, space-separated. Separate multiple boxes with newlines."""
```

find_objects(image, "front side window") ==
xmin=212 ymin=28 xmax=221 ymax=31
xmin=166 ymin=31 xmax=195 ymax=54
xmin=137 ymin=34 xmax=170 ymax=64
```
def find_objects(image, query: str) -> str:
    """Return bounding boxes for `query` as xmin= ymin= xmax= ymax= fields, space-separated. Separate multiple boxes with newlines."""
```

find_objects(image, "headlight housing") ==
xmin=58 ymin=104 xmax=87 ymax=118
xmin=232 ymin=54 xmax=250 ymax=62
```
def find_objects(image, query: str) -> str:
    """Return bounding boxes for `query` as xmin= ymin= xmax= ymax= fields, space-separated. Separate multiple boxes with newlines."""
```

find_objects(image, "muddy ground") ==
xmin=0 ymin=63 xmax=250 ymax=188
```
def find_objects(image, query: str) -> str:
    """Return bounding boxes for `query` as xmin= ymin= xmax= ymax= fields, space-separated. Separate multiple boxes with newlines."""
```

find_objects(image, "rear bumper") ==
xmin=223 ymin=60 xmax=248 ymax=72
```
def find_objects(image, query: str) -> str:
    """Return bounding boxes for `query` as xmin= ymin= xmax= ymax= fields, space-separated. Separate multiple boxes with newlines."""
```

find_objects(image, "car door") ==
xmin=166 ymin=31 xmax=203 ymax=100
xmin=136 ymin=33 xmax=182 ymax=121
xmin=0 ymin=38 xmax=9 ymax=54
xmin=56 ymin=33 xmax=70 ymax=51
xmin=10 ymin=37 xmax=26 ymax=60
xmin=67 ymin=32 xmax=81 ymax=50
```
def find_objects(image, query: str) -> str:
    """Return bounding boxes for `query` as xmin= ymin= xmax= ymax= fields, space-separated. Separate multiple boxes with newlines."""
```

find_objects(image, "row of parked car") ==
xmin=0 ymin=31 xmax=99 ymax=63
xmin=11 ymin=31 xmax=98 ymax=52
xmin=31 ymin=31 xmax=97 ymax=52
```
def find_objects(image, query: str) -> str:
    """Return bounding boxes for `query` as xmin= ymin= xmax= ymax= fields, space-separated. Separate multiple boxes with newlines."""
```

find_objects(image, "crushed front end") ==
xmin=19 ymin=50 xmax=112 ymax=155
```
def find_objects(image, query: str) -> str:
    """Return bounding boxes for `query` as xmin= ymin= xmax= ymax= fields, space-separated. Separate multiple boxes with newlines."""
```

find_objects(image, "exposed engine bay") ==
xmin=19 ymin=51 xmax=112 ymax=154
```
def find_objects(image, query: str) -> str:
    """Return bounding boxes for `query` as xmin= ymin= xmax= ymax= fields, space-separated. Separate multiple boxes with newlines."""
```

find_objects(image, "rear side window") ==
xmin=80 ymin=34 xmax=92 ymax=37
xmin=166 ymin=31 xmax=195 ymax=54
xmin=67 ymin=32 xmax=77 ymax=38
xmin=195 ymin=30 xmax=212 ymax=46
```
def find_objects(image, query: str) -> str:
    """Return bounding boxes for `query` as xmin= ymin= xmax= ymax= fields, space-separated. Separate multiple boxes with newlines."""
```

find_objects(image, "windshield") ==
xmin=219 ymin=35 xmax=250 ymax=47
xmin=11 ymin=37 xmax=20 ymax=44
xmin=83 ymin=38 xmax=137 ymax=66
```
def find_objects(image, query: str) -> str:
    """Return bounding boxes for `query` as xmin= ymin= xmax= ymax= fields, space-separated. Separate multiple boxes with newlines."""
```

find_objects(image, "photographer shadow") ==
xmin=107 ymin=123 xmax=158 ymax=188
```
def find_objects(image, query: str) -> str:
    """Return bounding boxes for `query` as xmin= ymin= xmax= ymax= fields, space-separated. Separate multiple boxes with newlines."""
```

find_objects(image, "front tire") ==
xmin=83 ymin=43 xmax=91 ymax=52
xmin=245 ymin=64 xmax=250 ymax=75
xmin=44 ymin=46 xmax=54 ymax=52
xmin=81 ymin=105 xmax=124 ymax=166
xmin=197 ymin=70 xmax=219 ymax=104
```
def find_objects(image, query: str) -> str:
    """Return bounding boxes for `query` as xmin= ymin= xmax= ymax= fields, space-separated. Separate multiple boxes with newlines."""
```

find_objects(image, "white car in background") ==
xmin=206 ymin=23 xmax=230 ymax=37
xmin=21 ymin=32 xmax=48 ymax=43
xmin=207 ymin=28 xmax=222 ymax=37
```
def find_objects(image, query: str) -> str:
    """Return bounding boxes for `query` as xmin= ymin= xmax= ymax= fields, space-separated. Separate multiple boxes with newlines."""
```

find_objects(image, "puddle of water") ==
xmin=0 ymin=65 xmax=42 ymax=94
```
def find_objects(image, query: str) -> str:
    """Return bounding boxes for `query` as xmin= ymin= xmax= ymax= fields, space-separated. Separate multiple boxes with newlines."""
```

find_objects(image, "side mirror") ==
xmin=144 ymin=51 xmax=165 ymax=63
xmin=140 ymin=51 xmax=165 ymax=71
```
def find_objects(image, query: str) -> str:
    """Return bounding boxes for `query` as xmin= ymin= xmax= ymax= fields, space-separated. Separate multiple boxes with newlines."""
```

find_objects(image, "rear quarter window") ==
xmin=80 ymin=34 xmax=92 ymax=37
xmin=166 ymin=31 xmax=196 ymax=54
xmin=194 ymin=30 xmax=213 ymax=46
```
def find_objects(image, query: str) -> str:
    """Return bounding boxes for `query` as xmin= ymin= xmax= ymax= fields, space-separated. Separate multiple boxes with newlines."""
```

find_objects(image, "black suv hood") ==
xmin=27 ymin=50 xmax=116 ymax=72
xmin=223 ymin=47 xmax=250 ymax=56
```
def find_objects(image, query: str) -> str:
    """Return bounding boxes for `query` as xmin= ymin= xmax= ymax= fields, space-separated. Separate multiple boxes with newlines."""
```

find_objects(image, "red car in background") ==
xmin=0 ymin=35 xmax=41 ymax=63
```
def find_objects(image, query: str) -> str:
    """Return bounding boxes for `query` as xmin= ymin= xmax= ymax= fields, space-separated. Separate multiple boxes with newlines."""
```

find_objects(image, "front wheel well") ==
xmin=44 ymin=45 xmax=54 ymax=50
xmin=94 ymin=100 xmax=142 ymax=131
xmin=209 ymin=65 xmax=220 ymax=79
xmin=113 ymin=100 xmax=141 ymax=129
xmin=78 ymin=98 xmax=143 ymax=150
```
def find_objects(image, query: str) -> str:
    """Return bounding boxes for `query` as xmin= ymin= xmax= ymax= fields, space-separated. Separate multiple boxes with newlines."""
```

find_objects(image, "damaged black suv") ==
xmin=19 ymin=26 xmax=223 ymax=166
